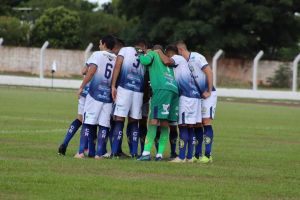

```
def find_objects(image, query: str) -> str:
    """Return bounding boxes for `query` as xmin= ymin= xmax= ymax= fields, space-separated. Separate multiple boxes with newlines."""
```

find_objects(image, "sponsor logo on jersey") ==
xmin=161 ymin=104 xmax=170 ymax=115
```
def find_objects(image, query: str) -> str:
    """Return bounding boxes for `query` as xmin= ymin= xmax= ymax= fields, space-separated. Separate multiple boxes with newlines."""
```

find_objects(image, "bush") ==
xmin=0 ymin=16 xmax=30 ymax=46
xmin=267 ymin=64 xmax=292 ymax=88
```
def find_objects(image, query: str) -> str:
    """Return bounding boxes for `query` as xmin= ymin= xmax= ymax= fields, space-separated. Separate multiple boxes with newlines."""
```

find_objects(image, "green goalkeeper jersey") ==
xmin=139 ymin=50 xmax=178 ymax=94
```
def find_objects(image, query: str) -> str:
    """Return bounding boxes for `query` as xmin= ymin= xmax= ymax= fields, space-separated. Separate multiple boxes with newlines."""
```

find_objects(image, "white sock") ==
xmin=142 ymin=151 xmax=150 ymax=156
xmin=156 ymin=153 xmax=163 ymax=158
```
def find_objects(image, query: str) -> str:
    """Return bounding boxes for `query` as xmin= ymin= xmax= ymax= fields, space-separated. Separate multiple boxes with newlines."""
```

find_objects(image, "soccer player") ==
xmin=57 ymin=65 xmax=90 ymax=156
xmin=176 ymin=41 xmax=217 ymax=163
xmin=156 ymin=45 xmax=200 ymax=162
xmin=138 ymin=45 xmax=179 ymax=161
xmin=110 ymin=39 xmax=147 ymax=158
xmin=74 ymin=35 xmax=116 ymax=159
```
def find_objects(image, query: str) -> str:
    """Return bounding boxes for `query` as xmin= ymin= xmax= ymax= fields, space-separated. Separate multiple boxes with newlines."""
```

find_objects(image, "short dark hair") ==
xmin=134 ymin=38 xmax=148 ymax=49
xmin=165 ymin=44 xmax=178 ymax=54
xmin=115 ymin=37 xmax=125 ymax=47
xmin=101 ymin=35 xmax=115 ymax=50
xmin=152 ymin=44 xmax=163 ymax=51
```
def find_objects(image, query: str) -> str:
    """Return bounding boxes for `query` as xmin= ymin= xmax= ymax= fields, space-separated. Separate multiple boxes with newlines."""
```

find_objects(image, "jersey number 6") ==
xmin=104 ymin=63 xmax=113 ymax=79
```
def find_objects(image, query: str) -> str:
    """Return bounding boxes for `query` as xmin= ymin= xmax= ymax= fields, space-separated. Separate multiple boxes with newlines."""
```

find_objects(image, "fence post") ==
xmin=252 ymin=50 xmax=264 ymax=91
xmin=39 ymin=41 xmax=49 ymax=80
xmin=292 ymin=53 xmax=300 ymax=92
xmin=212 ymin=49 xmax=223 ymax=87
xmin=84 ymin=43 xmax=93 ymax=63
xmin=0 ymin=38 xmax=3 ymax=46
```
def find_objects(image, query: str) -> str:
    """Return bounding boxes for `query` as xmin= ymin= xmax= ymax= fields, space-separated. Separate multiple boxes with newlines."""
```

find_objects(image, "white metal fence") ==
xmin=0 ymin=39 xmax=299 ymax=100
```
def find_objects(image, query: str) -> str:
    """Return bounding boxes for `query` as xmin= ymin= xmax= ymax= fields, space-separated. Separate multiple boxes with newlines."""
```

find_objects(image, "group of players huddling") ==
xmin=58 ymin=35 xmax=217 ymax=163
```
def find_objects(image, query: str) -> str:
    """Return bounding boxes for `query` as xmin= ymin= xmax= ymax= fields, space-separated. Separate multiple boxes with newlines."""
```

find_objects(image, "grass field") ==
xmin=0 ymin=86 xmax=299 ymax=200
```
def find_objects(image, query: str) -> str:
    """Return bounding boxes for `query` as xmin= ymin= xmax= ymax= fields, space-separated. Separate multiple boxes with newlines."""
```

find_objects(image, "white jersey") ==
xmin=171 ymin=55 xmax=200 ymax=98
xmin=86 ymin=51 xmax=116 ymax=103
xmin=117 ymin=47 xmax=145 ymax=92
xmin=188 ymin=52 xmax=216 ymax=93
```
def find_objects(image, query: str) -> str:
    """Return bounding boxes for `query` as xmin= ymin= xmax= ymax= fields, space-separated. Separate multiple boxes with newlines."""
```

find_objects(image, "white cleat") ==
xmin=74 ymin=153 xmax=84 ymax=159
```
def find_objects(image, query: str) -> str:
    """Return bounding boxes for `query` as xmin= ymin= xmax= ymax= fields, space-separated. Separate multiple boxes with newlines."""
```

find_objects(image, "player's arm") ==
xmin=201 ymin=65 xmax=213 ymax=99
xmin=139 ymin=53 xmax=153 ymax=66
xmin=81 ymin=65 xmax=88 ymax=75
xmin=155 ymin=49 xmax=175 ymax=66
xmin=77 ymin=64 xmax=97 ymax=98
xmin=111 ymin=55 xmax=124 ymax=101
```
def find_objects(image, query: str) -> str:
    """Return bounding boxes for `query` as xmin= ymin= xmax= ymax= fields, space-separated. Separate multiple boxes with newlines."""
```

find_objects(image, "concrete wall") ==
xmin=0 ymin=46 xmax=91 ymax=77
xmin=216 ymin=58 xmax=290 ymax=86
xmin=0 ymin=46 xmax=290 ymax=83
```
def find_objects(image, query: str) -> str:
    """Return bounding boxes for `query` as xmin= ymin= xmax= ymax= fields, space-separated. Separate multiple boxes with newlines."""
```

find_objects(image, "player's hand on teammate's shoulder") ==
xmin=202 ymin=91 xmax=211 ymax=99
xmin=112 ymin=86 xmax=117 ymax=101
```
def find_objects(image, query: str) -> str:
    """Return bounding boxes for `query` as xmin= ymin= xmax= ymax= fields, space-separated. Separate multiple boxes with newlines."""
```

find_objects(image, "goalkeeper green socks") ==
xmin=143 ymin=125 xmax=157 ymax=155
xmin=157 ymin=126 xmax=169 ymax=155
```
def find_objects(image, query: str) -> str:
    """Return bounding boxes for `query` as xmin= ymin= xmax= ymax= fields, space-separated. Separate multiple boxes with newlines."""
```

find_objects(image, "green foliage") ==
xmin=79 ymin=11 xmax=128 ymax=49
xmin=31 ymin=6 xmax=80 ymax=49
xmin=267 ymin=64 xmax=292 ymax=88
xmin=0 ymin=16 xmax=30 ymax=46
xmin=115 ymin=0 xmax=300 ymax=59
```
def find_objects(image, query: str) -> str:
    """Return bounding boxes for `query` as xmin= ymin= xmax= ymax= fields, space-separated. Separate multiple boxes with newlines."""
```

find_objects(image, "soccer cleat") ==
xmin=199 ymin=156 xmax=213 ymax=164
xmin=137 ymin=154 xmax=151 ymax=161
xmin=192 ymin=156 xmax=199 ymax=163
xmin=185 ymin=158 xmax=193 ymax=163
xmin=95 ymin=155 xmax=103 ymax=160
xmin=170 ymin=152 xmax=178 ymax=159
xmin=155 ymin=156 xmax=163 ymax=161
xmin=58 ymin=144 xmax=66 ymax=156
xmin=116 ymin=151 xmax=131 ymax=158
xmin=102 ymin=152 xmax=111 ymax=158
xmin=74 ymin=153 xmax=84 ymax=159
xmin=169 ymin=157 xmax=185 ymax=163
xmin=109 ymin=153 xmax=120 ymax=159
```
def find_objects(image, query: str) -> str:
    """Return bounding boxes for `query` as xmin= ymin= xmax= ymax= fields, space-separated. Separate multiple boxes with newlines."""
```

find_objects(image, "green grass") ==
xmin=0 ymin=86 xmax=299 ymax=200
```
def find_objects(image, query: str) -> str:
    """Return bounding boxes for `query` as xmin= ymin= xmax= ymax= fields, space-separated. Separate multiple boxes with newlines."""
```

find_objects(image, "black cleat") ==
xmin=58 ymin=144 xmax=66 ymax=156
xmin=170 ymin=152 xmax=178 ymax=159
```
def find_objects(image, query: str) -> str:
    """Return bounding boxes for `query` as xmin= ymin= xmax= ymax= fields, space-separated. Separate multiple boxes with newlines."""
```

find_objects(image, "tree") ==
xmin=115 ymin=0 xmax=300 ymax=59
xmin=31 ymin=6 xmax=81 ymax=49
xmin=0 ymin=16 xmax=30 ymax=46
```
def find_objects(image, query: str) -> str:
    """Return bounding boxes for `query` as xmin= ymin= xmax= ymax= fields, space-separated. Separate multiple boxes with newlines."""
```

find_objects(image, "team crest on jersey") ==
xmin=161 ymin=104 xmax=170 ymax=115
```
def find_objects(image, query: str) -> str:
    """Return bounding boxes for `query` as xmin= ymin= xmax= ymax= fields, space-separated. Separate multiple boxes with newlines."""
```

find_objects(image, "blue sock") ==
xmin=88 ymin=125 xmax=97 ymax=157
xmin=169 ymin=127 xmax=178 ymax=155
xmin=130 ymin=121 xmax=139 ymax=156
xmin=139 ymin=124 xmax=147 ymax=155
xmin=204 ymin=125 xmax=214 ymax=158
xmin=78 ymin=124 xmax=92 ymax=154
xmin=179 ymin=127 xmax=189 ymax=160
xmin=108 ymin=120 xmax=114 ymax=151
xmin=111 ymin=121 xmax=124 ymax=155
xmin=155 ymin=126 xmax=161 ymax=153
xmin=62 ymin=119 xmax=82 ymax=147
xmin=96 ymin=126 xmax=109 ymax=156
xmin=126 ymin=122 xmax=133 ymax=154
xmin=194 ymin=127 xmax=204 ymax=158
xmin=187 ymin=128 xmax=195 ymax=159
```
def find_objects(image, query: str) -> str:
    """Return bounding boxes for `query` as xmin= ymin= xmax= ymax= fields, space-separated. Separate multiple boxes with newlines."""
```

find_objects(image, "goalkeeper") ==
xmin=137 ymin=45 xmax=179 ymax=161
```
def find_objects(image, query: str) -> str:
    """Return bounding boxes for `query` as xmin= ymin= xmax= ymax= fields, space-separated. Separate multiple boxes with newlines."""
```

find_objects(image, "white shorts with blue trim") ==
xmin=113 ymin=86 xmax=143 ymax=120
xmin=83 ymin=94 xmax=113 ymax=128
xmin=78 ymin=96 xmax=86 ymax=115
xmin=201 ymin=91 xmax=217 ymax=119
xmin=178 ymin=96 xmax=202 ymax=125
